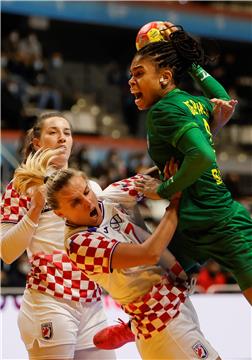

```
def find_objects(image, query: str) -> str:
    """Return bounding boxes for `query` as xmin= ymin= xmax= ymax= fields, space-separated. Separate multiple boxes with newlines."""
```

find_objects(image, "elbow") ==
xmin=199 ymin=152 xmax=215 ymax=170
xmin=0 ymin=247 xmax=15 ymax=265
xmin=1 ymin=254 xmax=14 ymax=265
xmin=204 ymin=156 xmax=214 ymax=169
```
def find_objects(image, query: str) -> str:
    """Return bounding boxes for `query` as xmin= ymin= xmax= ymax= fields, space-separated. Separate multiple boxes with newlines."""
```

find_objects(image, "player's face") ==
xmin=54 ymin=175 xmax=103 ymax=226
xmin=33 ymin=116 xmax=73 ymax=168
xmin=129 ymin=56 xmax=168 ymax=110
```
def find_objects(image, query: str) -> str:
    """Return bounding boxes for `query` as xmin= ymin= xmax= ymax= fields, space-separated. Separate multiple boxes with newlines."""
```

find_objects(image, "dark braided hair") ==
xmin=136 ymin=29 xmax=206 ymax=84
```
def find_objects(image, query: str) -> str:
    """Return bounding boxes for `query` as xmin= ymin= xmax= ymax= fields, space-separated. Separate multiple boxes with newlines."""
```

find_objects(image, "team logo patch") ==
xmin=192 ymin=342 xmax=208 ymax=358
xmin=110 ymin=214 xmax=122 ymax=231
xmin=41 ymin=322 xmax=53 ymax=340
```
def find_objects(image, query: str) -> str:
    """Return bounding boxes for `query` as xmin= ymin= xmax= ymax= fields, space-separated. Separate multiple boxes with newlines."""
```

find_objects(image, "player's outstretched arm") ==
xmin=111 ymin=194 xmax=180 ymax=269
xmin=162 ymin=22 xmax=231 ymax=100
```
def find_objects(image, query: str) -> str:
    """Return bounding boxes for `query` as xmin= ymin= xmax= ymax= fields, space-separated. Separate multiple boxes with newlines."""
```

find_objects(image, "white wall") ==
xmin=1 ymin=294 xmax=251 ymax=360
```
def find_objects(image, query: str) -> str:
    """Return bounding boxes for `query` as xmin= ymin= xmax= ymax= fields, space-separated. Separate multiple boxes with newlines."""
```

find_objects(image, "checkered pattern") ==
xmin=166 ymin=261 xmax=188 ymax=283
xmin=123 ymin=275 xmax=187 ymax=340
xmin=105 ymin=174 xmax=144 ymax=201
xmin=63 ymin=180 xmax=189 ymax=336
xmin=28 ymin=250 xmax=102 ymax=302
xmin=1 ymin=182 xmax=101 ymax=303
xmin=66 ymin=232 xmax=118 ymax=275
xmin=1 ymin=182 xmax=31 ymax=223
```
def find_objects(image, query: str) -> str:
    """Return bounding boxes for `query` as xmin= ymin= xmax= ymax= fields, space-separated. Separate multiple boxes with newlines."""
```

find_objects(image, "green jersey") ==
xmin=147 ymin=88 xmax=235 ymax=230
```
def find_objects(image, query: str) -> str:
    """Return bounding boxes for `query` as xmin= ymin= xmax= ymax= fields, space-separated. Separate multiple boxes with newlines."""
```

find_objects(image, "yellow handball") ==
xmin=136 ymin=21 xmax=167 ymax=50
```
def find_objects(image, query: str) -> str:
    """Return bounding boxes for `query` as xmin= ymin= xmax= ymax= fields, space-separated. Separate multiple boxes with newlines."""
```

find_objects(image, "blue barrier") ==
xmin=2 ymin=1 xmax=252 ymax=42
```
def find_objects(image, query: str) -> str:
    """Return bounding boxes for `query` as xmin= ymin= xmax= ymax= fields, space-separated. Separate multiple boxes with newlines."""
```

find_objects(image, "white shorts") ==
xmin=18 ymin=289 xmax=108 ymax=351
xmin=135 ymin=297 xmax=220 ymax=360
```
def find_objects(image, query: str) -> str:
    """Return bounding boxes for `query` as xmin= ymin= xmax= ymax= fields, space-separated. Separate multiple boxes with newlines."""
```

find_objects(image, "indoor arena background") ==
xmin=1 ymin=1 xmax=252 ymax=359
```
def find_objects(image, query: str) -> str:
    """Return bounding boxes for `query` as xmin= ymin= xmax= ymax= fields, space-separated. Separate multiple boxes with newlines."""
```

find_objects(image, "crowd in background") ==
xmin=2 ymin=24 xmax=251 ymax=294
xmin=1 ymin=29 xmax=252 ymax=135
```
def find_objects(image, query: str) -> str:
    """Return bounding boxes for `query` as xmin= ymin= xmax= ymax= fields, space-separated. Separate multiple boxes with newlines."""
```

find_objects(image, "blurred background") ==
xmin=1 ymin=0 xmax=252 ymax=311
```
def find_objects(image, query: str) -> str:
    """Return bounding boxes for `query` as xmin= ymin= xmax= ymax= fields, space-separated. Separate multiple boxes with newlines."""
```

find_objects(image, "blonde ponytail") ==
xmin=13 ymin=148 xmax=61 ymax=195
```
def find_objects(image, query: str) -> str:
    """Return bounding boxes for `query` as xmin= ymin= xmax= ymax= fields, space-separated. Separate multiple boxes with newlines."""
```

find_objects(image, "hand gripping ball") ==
xmin=135 ymin=21 xmax=167 ymax=50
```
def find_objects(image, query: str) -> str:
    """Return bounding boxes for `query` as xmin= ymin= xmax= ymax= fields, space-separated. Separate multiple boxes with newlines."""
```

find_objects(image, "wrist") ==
xmin=24 ymin=214 xmax=39 ymax=228
xmin=188 ymin=64 xmax=210 ymax=82
xmin=168 ymin=197 xmax=180 ymax=211
xmin=157 ymin=179 xmax=173 ymax=200
xmin=28 ymin=204 xmax=43 ymax=223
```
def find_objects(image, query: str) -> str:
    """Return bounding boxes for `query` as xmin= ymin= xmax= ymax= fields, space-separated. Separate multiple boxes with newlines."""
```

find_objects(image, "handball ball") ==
xmin=136 ymin=21 xmax=167 ymax=50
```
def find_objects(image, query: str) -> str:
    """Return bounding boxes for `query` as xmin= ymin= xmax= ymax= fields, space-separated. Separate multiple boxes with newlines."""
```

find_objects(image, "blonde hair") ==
xmin=13 ymin=148 xmax=87 ymax=210
xmin=13 ymin=148 xmax=60 ymax=195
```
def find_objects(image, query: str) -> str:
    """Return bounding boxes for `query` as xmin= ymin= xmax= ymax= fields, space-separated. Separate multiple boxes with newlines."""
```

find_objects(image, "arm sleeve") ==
xmin=157 ymin=127 xmax=215 ymax=199
xmin=101 ymin=174 xmax=144 ymax=206
xmin=188 ymin=64 xmax=230 ymax=101
xmin=66 ymin=232 xmax=118 ymax=275
xmin=0 ymin=215 xmax=38 ymax=264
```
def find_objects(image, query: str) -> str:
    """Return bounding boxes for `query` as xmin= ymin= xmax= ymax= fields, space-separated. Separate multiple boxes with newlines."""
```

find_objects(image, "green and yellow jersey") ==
xmin=147 ymin=88 xmax=236 ymax=230
xmin=146 ymin=66 xmax=252 ymax=291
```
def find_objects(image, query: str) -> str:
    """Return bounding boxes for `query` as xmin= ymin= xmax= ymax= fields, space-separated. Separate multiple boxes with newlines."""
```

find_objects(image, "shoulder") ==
xmin=2 ymin=181 xmax=30 ymax=201
xmin=149 ymin=90 xmax=190 ymax=119
xmin=66 ymin=228 xmax=116 ymax=249
xmin=89 ymin=180 xmax=103 ymax=195
xmin=101 ymin=175 xmax=144 ymax=204
xmin=1 ymin=181 xmax=31 ymax=223
xmin=66 ymin=229 xmax=118 ymax=267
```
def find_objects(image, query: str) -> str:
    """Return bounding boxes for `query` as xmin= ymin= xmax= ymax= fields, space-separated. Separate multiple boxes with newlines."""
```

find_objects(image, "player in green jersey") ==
xmin=130 ymin=27 xmax=252 ymax=305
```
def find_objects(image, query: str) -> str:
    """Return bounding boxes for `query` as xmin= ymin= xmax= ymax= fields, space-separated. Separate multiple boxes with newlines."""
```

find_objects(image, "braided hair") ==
xmin=136 ymin=29 xmax=206 ymax=84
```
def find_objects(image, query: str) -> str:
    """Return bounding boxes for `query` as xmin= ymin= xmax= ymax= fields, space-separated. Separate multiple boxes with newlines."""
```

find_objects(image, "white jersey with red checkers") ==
xmin=65 ymin=175 xmax=188 ymax=339
xmin=1 ymin=181 xmax=101 ymax=303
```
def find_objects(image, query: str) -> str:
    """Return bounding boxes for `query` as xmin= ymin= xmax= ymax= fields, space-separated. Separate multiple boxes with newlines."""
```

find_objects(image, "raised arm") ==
xmin=0 ymin=185 xmax=45 ymax=264
xmin=162 ymin=21 xmax=230 ymax=101
xmin=1 ymin=149 xmax=58 ymax=264
xmin=66 ymin=194 xmax=180 ymax=272
xmin=111 ymin=194 xmax=180 ymax=269
xmin=188 ymin=64 xmax=230 ymax=101
xmin=163 ymin=21 xmax=237 ymax=134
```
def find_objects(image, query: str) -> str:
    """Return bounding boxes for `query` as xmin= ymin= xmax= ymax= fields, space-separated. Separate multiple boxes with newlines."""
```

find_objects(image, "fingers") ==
xmin=210 ymin=98 xmax=238 ymax=107
xmin=134 ymin=176 xmax=154 ymax=187
xmin=174 ymin=161 xmax=179 ymax=174
xmin=134 ymin=181 xmax=144 ymax=192
xmin=161 ymin=21 xmax=179 ymax=40
xmin=141 ymin=166 xmax=159 ymax=176
xmin=163 ymin=21 xmax=175 ymax=28
xmin=165 ymin=157 xmax=174 ymax=178
xmin=164 ymin=157 xmax=179 ymax=179
xmin=169 ymin=157 xmax=175 ymax=176
xmin=229 ymin=99 xmax=238 ymax=107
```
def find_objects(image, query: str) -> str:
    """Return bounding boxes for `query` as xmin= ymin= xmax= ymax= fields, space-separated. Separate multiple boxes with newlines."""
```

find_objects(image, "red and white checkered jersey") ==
xmin=1 ymin=182 xmax=101 ymax=303
xmin=123 ymin=275 xmax=187 ymax=339
xmin=65 ymin=175 xmax=188 ymax=337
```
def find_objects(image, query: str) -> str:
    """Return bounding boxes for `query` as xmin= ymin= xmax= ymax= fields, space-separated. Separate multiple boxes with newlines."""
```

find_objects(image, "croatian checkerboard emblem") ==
xmin=41 ymin=321 xmax=53 ymax=339
xmin=192 ymin=341 xmax=208 ymax=358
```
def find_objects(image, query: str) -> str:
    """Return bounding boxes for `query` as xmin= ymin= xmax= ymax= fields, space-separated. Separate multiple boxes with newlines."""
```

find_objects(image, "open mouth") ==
xmin=90 ymin=208 xmax=98 ymax=217
xmin=134 ymin=92 xmax=142 ymax=100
